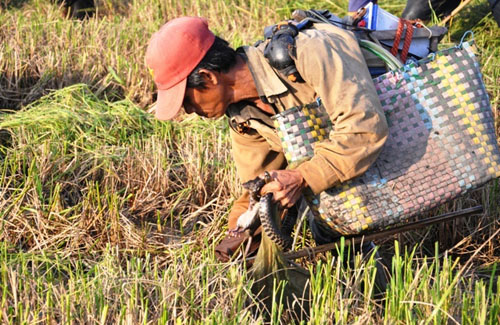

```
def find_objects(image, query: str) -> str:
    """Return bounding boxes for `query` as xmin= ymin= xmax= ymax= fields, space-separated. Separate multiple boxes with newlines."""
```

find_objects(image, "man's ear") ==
xmin=197 ymin=69 xmax=219 ymax=86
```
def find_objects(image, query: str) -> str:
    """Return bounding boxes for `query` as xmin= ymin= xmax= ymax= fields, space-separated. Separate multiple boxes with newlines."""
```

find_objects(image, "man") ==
xmin=401 ymin=0 xmax=500 ymax=27
xmin=145 ymin=17 xmax=388 ymax=259
xmin=347 ymin=0 xmax=462 ymax=21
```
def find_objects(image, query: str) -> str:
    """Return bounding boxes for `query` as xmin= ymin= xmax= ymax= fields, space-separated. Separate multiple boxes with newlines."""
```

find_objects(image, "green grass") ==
xmin=0 ymin=0 xmax=499 ymax=323
xmin=0 ymin=239 xmax=498 ymax=323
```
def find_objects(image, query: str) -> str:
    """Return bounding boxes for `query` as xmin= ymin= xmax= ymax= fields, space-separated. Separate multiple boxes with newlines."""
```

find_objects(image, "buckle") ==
xmin=236 ymin=122 xmax=251 ymax=134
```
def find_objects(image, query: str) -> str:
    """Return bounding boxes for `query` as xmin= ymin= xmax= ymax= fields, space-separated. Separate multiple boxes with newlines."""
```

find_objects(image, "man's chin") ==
xmin=207 ymin=113 xmax=225 ymax=119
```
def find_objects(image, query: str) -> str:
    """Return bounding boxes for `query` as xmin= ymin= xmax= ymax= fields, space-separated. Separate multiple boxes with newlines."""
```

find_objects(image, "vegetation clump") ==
xmin=0 ymin=84 xmax=234 ymax=254
xmin=0 ymin=0 xmax=498 ymax=323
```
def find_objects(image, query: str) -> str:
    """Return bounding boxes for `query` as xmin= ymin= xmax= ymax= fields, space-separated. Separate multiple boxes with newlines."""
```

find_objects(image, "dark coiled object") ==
xmin=242 ymin=172 xmax=294 ymax=250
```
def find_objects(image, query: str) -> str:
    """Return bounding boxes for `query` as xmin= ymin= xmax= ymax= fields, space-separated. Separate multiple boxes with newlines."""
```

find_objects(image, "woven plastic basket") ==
xmin=272 ymin=39 xmax=500 ymax=235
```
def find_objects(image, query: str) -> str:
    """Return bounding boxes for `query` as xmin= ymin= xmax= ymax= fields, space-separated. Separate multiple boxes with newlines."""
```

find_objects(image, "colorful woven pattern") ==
xmin=272 ymin=101 xmax=332 ymax=164
xmin=274 ymin=41 xmax=500 ymax=235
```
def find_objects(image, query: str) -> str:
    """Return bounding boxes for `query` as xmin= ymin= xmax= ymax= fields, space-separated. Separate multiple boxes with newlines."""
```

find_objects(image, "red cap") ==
xmin=146 ymin=17 xmax=215 ymax=120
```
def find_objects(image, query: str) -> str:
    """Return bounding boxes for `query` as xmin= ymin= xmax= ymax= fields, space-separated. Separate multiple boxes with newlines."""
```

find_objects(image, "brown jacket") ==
xmin=227 ymin=23 xmax=389 ymax=228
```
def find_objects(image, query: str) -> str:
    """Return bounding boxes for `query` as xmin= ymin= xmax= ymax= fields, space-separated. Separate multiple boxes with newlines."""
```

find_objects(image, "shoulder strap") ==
xmin=226 ymin=101 xmax=275 ymax=131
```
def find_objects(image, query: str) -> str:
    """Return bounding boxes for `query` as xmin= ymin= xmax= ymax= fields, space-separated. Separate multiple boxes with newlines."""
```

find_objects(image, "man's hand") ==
xmin=260 ymin=170 xmax=307 ymax=208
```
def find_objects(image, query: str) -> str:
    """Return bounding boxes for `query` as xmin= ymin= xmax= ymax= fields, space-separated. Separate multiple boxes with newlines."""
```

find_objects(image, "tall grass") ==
xmin=0 ymin=0 xmax=499 ymax=323
xmin=0 ymin=0 xmax=292 ymax=109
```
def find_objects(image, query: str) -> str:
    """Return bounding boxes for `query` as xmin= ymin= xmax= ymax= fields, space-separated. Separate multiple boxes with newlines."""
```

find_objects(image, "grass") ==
xmin=0 ymin=0 xmax=499 ymax=323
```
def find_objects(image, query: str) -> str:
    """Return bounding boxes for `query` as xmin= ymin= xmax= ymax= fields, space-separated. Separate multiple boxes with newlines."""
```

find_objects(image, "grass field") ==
xmin=0 ymin=0 xmax=499 ymax=323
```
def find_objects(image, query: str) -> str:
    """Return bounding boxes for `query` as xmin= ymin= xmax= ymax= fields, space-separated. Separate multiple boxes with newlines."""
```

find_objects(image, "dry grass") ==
xmin=0 ymin=0 xmax=287 ymax=110
xmin=0 ymin=0 xmax=499 ymax=323
xmin=0 ymin=84 xmax=237 ymax=254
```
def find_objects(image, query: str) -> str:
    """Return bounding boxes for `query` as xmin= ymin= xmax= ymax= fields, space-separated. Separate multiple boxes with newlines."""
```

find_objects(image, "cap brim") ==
xmin=153 ymin=78 xmax=187 ymax=120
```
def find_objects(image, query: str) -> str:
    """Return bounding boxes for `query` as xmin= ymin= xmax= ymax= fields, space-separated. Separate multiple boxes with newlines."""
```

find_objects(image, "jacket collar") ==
xmin=239 ymin=46 xmax=289 ymax=99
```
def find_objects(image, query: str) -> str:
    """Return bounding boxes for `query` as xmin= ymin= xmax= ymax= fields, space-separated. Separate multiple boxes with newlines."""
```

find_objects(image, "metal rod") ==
xmin=283 ymin=205 xmax=484 ymax=260
xmin=439 ymin=0 xmax=474 ymax=26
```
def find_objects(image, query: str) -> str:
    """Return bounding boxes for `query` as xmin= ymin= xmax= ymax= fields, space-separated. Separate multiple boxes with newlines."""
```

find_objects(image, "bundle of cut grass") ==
xmin=0 ymin=84 xmax=232 ymax=254
xmin=0 ymin=84 xmax=159 ymax=147
xmin=251 ymin=232 xmax=311 ymax=322
xmin=246 ymin=200 xmax=310 ymax=321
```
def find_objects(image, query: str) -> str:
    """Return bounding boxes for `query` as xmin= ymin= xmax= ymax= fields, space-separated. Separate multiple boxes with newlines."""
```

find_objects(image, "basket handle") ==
xmin=359 ymin=39 xmax=403 ymax=71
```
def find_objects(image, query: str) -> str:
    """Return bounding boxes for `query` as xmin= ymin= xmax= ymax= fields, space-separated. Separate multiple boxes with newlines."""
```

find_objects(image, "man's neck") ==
xmin=228 ymin=55 xmax=274 ymax=114
xmin=230 ymin=55 xmax=259 ymax=101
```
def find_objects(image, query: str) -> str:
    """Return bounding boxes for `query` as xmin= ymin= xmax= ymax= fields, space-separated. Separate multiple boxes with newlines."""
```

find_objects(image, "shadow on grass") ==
xmin=0 ymin=0 xmax=29 ymax=10
xmin=0 ymin=71 xmax=126 ymax=110
xmin=378 ymin=178 xmax=500 ymax=264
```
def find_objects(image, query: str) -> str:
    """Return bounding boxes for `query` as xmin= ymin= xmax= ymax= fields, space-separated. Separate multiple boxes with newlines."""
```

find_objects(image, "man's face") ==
xmin=183 ymin=84 xmax=227 ymax=119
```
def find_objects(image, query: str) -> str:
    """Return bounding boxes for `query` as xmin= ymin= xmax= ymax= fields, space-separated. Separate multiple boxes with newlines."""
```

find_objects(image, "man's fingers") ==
xmin=280 ymin=187 xmax=303 ymax=207
xmin=273 ymin=190 xmax=285 ymax=200
xmin=268 ymin=189 xmax=294 ymax=207
xmin=261 ymin=183 xmax=300 ymax=206
xmin=261 ymin=181 xmax=282 ymax=195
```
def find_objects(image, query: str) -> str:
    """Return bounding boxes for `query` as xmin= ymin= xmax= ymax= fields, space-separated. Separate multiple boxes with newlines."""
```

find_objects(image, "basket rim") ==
xmin=271 ymin=99 xmax=323 ymax=120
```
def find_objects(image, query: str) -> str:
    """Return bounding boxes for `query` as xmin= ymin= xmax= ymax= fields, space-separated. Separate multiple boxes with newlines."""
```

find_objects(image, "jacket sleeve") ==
xmin=227 ymin=127 xmax=287 ymax=228
xmin=294 ymin=28 xmax=389 ymax=194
